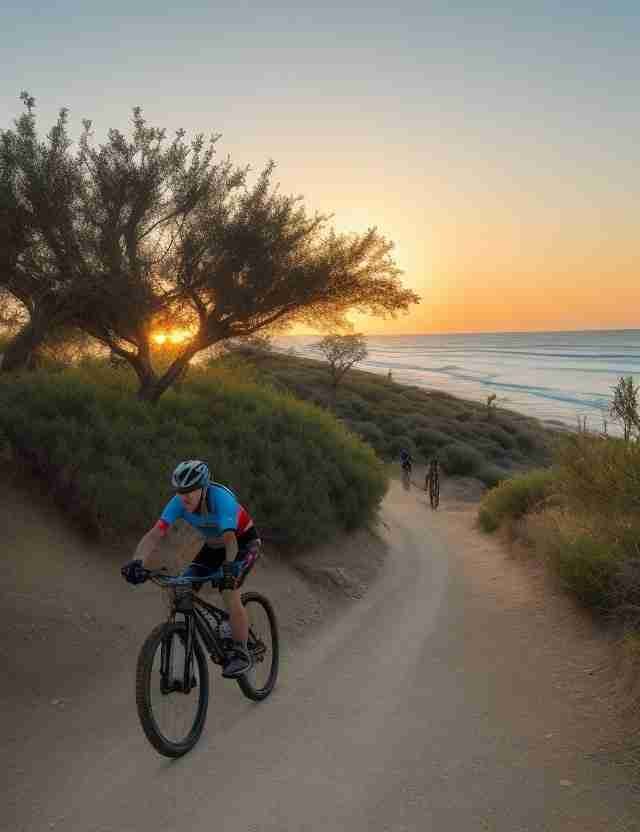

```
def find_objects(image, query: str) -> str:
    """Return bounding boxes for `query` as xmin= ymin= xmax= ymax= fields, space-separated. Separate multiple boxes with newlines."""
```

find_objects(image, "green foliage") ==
xmin=0 ymin=367 xmax=387 ymax=547
xmin=478 ymin=468 xmax=557 ymax=532
xmin=349 ymin=420 xmax=385 ymax=450
xmin=609 ymin=375 xmax=640 ymax=442
xmin=477 ymin=430 xmax=640 ymax=624
xmin=245 ymin=351 xmax=554 ymax=474
xmin=555 ymin=432 xmax=640 ymax=517
xmin=548 ymin=533 xmax=625 ymax=609
xmin=313 ymin=333 xmax=368 ymax=390
xmin=476 ymin=463 xmax=509 ymax=488
xmin=439 ymin=441 xmax=485 ymax=476
xmin=485 ymin=424 xmax=517 ymax=449
xmin=1 ymin=94 xmax=418 ymax=393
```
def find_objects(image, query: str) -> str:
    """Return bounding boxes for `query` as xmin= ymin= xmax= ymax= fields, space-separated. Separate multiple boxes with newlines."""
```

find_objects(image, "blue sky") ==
xmin=2 ymin=2 xmax=639 ymax=333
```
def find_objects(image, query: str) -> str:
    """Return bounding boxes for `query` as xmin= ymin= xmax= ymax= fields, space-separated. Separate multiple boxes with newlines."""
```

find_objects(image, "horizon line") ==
xmin=281 ymin=326 xmax=640 ymax=338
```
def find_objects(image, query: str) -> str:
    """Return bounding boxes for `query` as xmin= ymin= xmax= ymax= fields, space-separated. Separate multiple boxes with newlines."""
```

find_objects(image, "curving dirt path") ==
xmin=2 ymin=475 xmax=639 ymax=831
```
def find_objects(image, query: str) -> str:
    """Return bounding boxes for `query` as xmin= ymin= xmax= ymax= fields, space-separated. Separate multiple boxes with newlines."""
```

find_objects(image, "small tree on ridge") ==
xmin=609 ymin=375 xmax=640 ymax=442
xmin=314 ymin=333 xmax=368 ymax=399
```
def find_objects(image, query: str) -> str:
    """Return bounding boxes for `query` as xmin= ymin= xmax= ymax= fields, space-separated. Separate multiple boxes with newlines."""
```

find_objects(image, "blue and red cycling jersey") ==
xmin=155 ymin=482 xmax=253 ymax=540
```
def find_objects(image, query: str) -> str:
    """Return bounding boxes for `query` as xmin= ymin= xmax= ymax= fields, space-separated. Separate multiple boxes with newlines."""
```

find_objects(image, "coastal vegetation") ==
xmin=0 ymin=333 xmax=556 ymax=548
xmin=478 ymin=380 xmax=640 ymax=639
xmin=220 ymin=346 xmax=555 ymax=485
xmin=0 ymin=362 xmax=386 ymax=547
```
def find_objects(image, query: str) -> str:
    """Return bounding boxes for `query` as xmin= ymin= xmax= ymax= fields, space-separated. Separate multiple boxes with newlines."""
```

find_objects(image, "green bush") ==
xmin=439 ymin=441 xmax=485 ymax=476
xmin=515 ymin=427 xmax=542 ymax=453
xmin=223 ymin=350 xmax=556 ymax=475
xmin=0 ymin=368 xmax=387 ymax=548
xmin=476 ymin=464 xmax=509 ymax=488
xmin=350 ymin=420 xmax=385 ymax=449
xmin=485 ymin=424 xmax=517 ymax=450
xmin=478 ymin=468 xmax=557 ymax=532
xmin=549 ymin=534 xmax=624 ymax=609
xmin=555 ymin=432 xmax=640 ymax=517
xmin=414 ymin=427 xmax=450 ymax=447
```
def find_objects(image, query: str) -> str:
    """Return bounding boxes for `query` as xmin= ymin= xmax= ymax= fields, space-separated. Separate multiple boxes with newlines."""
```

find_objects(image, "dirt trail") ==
xmin=2 ymin=474 xmax=639 ymax=831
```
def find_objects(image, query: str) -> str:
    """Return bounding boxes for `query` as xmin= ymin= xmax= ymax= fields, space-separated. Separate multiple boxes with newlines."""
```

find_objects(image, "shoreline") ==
xmin=273 ymin=334 xmax=630 ymax=440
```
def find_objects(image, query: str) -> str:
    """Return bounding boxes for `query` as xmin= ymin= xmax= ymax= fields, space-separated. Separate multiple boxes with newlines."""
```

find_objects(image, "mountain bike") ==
xmin=401 ymin=460 xmax=412 ymax=487
xmin=135 ymin=560 xmax=279 ymax=758
xmin=426 ymin=461 xmax=440 ymax=509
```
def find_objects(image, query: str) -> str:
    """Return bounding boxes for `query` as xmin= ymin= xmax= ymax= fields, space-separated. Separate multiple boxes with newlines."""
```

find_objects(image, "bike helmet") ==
xmin=171 ymin=460 xmax=210 ymax=493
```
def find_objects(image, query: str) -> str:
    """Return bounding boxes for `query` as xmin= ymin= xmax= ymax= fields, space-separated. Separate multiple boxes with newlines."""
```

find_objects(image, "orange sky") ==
xmin=289 ymin=199 xmax=639 ymax=335
xmin=4 ymin=4 xmax=638 ymax=337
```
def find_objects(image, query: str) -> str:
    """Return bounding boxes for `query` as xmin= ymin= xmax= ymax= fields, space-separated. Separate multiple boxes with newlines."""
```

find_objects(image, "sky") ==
xmin=1 ymin=1 xmax=638 ymax=335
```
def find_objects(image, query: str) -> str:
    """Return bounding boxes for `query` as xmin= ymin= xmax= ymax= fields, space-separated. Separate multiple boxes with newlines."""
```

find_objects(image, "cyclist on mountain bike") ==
xmin=121 ymin=460 xmax=260 ymax=679
xmin=399 ymin=448 xmax=412 ymax=472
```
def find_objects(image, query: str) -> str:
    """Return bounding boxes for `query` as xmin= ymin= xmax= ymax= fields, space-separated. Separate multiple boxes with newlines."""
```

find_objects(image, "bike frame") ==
xmin=166 ymin=594 xmax=229 ymax=694
xmin=149 ymin=560 xmax=265 ymax=695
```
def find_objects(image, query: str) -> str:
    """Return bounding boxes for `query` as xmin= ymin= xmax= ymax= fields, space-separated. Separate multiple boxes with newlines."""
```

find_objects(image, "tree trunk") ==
xmin=0 ymin=318 xmax=47 ymax=372
xmin=136 ymin=366 xmax=161 ymax=404
xmin=135 ymin=351 xmax=194 ymax=405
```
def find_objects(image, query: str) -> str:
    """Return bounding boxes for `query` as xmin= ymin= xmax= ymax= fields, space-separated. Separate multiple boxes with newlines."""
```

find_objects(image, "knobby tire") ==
xmin=236 ymin=591 xmax=280 ymax=701
xmin=136 ymin=621 xmax=209 ymax=758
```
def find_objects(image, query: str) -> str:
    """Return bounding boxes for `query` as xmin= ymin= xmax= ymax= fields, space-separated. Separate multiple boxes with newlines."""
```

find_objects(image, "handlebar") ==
xmin=145 ymin=558 xmax=248 ymax=588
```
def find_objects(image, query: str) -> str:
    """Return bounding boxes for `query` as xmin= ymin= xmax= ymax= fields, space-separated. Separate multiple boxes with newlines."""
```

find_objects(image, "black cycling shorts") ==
xmin=182 ymin=526 xmax=261 ymax=590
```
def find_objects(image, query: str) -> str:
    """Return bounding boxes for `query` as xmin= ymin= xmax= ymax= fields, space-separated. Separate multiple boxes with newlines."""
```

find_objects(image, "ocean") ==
xmin=275 ymin=330 xmax=640 ymax=437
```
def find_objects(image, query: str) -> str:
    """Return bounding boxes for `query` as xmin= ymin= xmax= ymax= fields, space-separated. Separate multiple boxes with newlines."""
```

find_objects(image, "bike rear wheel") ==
xmin=237 ymin=592 xmax=279 ymax=701
xmin=136 ymin=621 xmax=209 ymax=758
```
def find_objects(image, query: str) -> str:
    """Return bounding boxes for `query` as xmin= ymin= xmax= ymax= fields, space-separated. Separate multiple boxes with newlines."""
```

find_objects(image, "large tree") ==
xmin=0 ymin=94 xmax=86 ymax=370
xmin=1 ymin=95 xmax=420 ymax=401
xmin=0 ymin=93 xmax=225 ymax=378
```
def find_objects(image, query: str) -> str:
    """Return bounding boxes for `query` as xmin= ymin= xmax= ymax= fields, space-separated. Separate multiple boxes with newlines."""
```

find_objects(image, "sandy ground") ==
xmin=408 ymin=467 xmax=640 ymax=760
xmin=1 ymin=469 xmax=639 ymax=830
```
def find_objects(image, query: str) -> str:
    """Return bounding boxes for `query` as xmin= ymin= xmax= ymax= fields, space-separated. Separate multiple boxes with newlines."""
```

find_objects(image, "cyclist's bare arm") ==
xmin=223 ymin=530 xmax=238 ymax=562
xmin=134 ymin=524 xmax=165 ymax=565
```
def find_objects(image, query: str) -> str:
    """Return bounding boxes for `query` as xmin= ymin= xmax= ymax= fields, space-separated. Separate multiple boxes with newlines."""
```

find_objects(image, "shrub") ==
xmin=485 ymin=424 xmax=517 ymax=450
xmin=478 ymin=468 xmax=557 ymax=532
xmin=0 ymin=368 xmax=387 ymax=548
xmin=414 ymin=427 xmax=450 ymax=447
xmin=476 ymin=464 xmax=509 ymax=488
xmin=555 ymin=432 xmax=640 ymax=517
xmin=548 ymin=533 xmax=624 ymax=609
xmin=413 ymin=428 xmax=451 ymax=460
xmin=350 ymin=420 xmax=385 ymax=449
xmin=439 ymin=441 xmax=485 ymax=476
xmin=515 ymin=427 xmax=541 ymax=453
xmin=608 ymin=557 xmax=640 ymax=623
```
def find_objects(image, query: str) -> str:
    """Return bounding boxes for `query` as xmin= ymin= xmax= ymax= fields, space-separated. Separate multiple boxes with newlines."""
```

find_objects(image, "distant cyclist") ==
xmin=399 ymin=448 xmax=413 ymax=474
xmin=121 ymin=460 xmax=261 ymax=679
xmin=425 ymin=457 xmax=441 ymax=508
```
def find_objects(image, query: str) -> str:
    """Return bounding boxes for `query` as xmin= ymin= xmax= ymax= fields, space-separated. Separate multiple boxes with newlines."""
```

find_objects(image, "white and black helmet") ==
xmin=171 ymin=460 xmax=210 ymax=493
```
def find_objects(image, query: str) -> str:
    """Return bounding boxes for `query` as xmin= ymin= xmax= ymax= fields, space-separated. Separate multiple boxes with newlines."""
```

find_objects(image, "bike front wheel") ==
xmin=136 ymin=621 xmax=209 ymax=758
xmin=237 ymin=592 xmax=279 ymax=701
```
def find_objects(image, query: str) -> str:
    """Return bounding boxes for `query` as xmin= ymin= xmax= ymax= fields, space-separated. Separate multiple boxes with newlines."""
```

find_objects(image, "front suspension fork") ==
xmin=160 ymin=617 xmax=196 ymax=694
